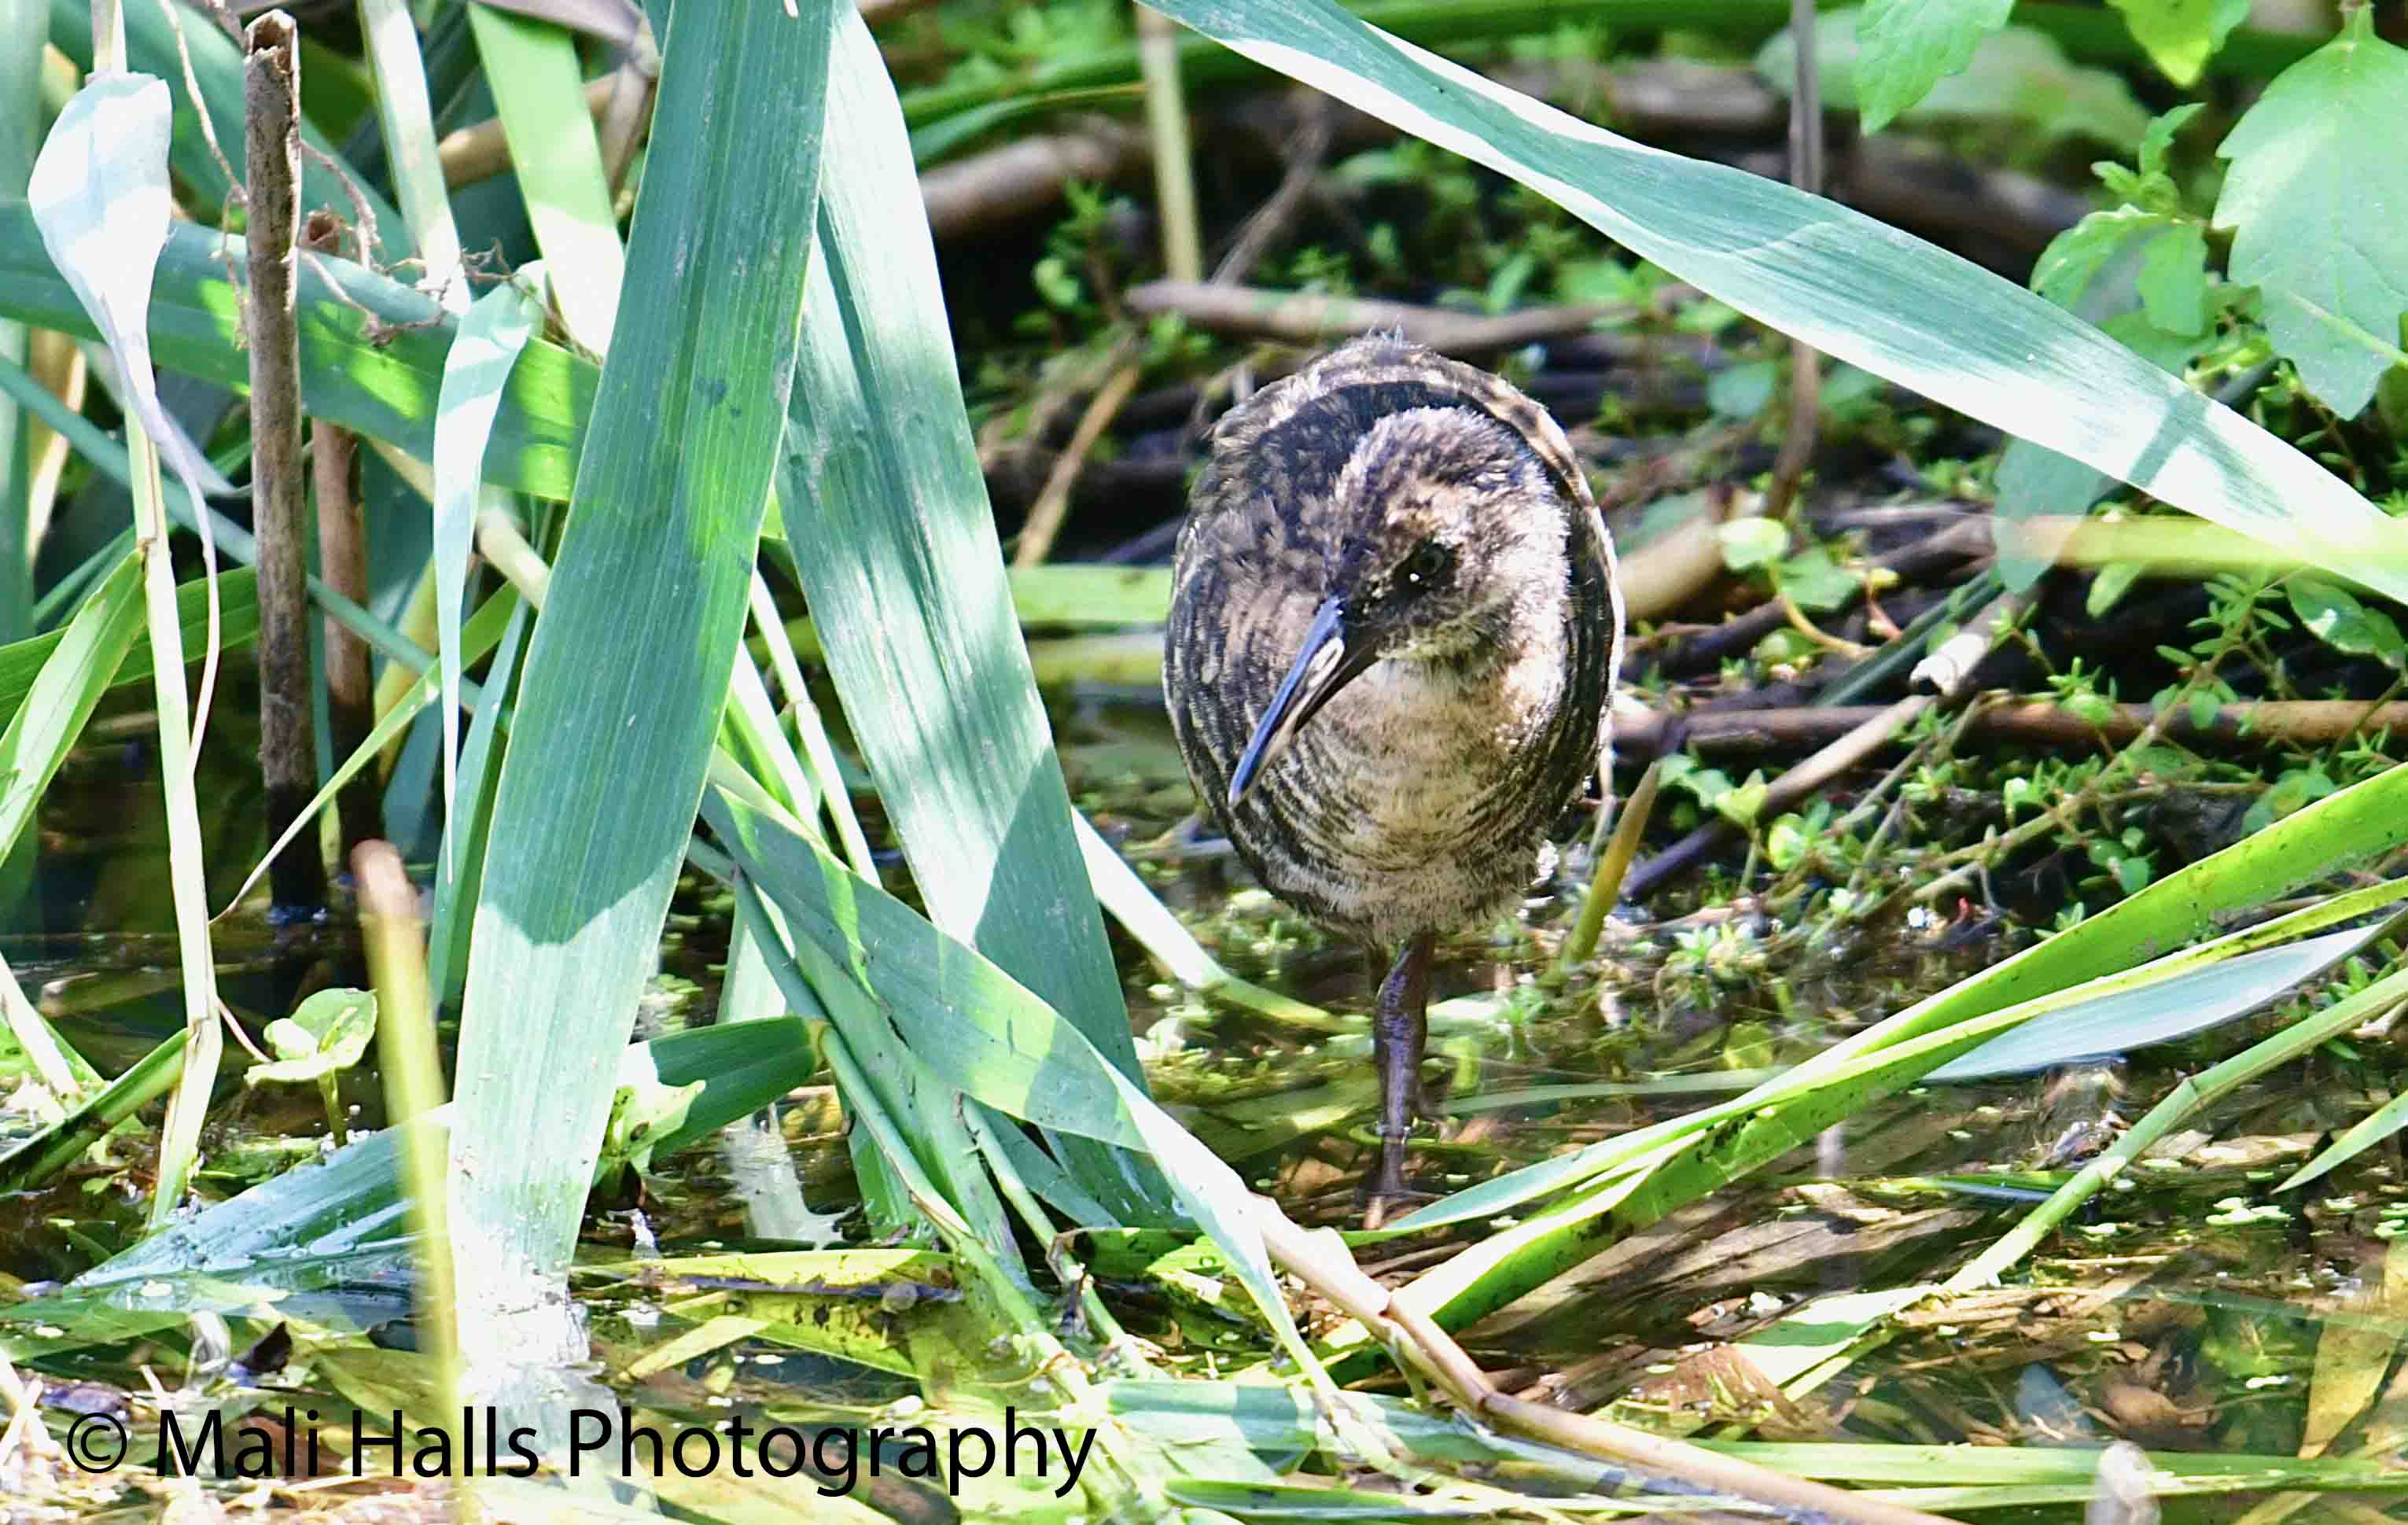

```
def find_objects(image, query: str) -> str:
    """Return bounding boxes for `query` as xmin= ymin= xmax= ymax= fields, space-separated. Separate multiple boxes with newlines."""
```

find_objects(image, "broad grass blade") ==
xmin=466 ymin=6 xmax=623 ymax=352
xmin=1150 ymin=0 xmax=2408 ymax=597
xmin=28 ymin=75 xmax=217 ymax=547
xmin=0 ymin=553 xmax=142 ymax=859
xmin=429 ymin=268 xmax=542 ymax=853
xmin=779 ymin=14 xmax=1165 ymax=1218
xmin=0 ymin=208 xmax=593 ymax=502
xmin=30 ymin=65 xmax=224 ymax=1228
xmin=0 ymin=566 xmax=255 ymax=731
xmin=1927 ymin=922 xmax=2380 ymax=1079
xmin=46 ymin=0 xmax=403 ymax=256
xmin=706 ymin=785 xmax=1320 ymax=1370
xmin=445 ymin=0 xmax=838 ymax=1365
xmin=1343 ymin=766 xmax=2408 ymax=1365
xmin=32 ymin=1019 xmax=819 ymax=1307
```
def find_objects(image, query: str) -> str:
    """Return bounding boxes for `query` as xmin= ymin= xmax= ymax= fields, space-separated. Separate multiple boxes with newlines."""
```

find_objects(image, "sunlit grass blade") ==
xmin=27 ymin=75 xmax=221 ymax=595
xmin=703 ymin=775 xmax=1029 ymax=1257
xmin=1151 ymin=0 xmax=2408 ymax=598
xmin=0 ymin=949 xmax=98 ymax=1103
xmin=47 ymin=0 xmax=404 ymax=256
xmin=0 ymin=553 xmax=142 ymax=860
xmin=1309 ymin=782 xmax=2408 ymax=1370
xmin=1 ymin=566 xmax=256 ymax=730
xmin=29 ymin=68 xmax=223 ymax=1231
xmin=444 ymin=0 xmax=838 ymax=1379
xmin=9 ymin=1018 xmax=819 ymax=1314
xmin=357 ymin=0 xmax=460 ymax=300
xmin=1075 ymin=811 xmax=1347 ymax=1032
xmin=0 ymin=1027 xmax=187 ymax=1192
xmin=779 ymin=13 xmax=1166 ymax=1219
xmin=428 ymin=598 xmax=532 ymax=1006
xmin=429 ymin=267 xmax=542 ymax=864
xmin=466 ymin=4 xmax=623 ymax=352
xmin=2283 ymin=1092 xmax=2408 ymax=1194
xmin=1696 ymin=1439 xmax=2408 ymax=1495
xmin=1926 ymin=920 xmax=2382 ymax=1079
xmin=220 ymin=587 xmax=517 ymax=915
xmin=1961 ymin=963 xmax=2408 ymax=1288
xmin=0 ymin=208 xmax=593 ymax=501
xmin=705 ymin=783 xmax=1324 ymax=1376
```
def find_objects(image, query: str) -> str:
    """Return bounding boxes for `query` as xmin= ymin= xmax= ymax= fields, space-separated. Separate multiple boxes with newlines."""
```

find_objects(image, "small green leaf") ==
xmin=1719 ymin=518 xmax=1788 ymax=572
xmin=1763 ymin=15 xmax=2148 ymax=146
xmin=2032 ymin=206 xmax=2167 ymax=309
xmin=2215 ymin=9 xmax=2408 ymax=416
xmin=1706 ymin=358 xmax=1777 ymax=419
xmin=2135 ymin=223 xmax=2210 ymax=337
xmin=2137 ymin=102 xmax=2207 ymax=175
xmin=2291 ymin=578 xmax=2406 ymax=667
xmin=248 ymin=989 xmax=377 ymax=1086
xmin=1033 ymin=255 xmax=1081 ymax=309
xmin=1717 ymin=772 xmax=1769 ymax=828
xmin=1776 ymin=546 xmax=1858 ymax=612
xmin=2062 ymin=687 xmax=2118 ymax=727
xmin=1765 ymin=815 xmax=1809 ymax=870
xmin=2245 ymin=765 xmax=2338 ymax=833
xmin=2098 ymin=307 xmax=2213 ymax=371
xmin=2189 ymin=687 xmax=2222 ymax=731
xmin=2109 ymin=0 xmax=2251 ymax=87
xmin=2086 ymin=561 xmax=2145 ymax=617
xmin=1754 ymin=627 xmax=1820 ymax=665
xmin=2001 ymin=775 xmax=2034 ymax=821
xmin=1854 ymin=0 xmax=2016 ymax=134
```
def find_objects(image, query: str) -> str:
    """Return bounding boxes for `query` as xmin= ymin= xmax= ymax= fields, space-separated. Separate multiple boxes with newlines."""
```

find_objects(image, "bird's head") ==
xmin=1228 ymin=403 xmax=1573 ymax=805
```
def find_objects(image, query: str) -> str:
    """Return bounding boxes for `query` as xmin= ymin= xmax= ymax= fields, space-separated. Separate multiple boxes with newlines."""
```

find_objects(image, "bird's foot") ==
xmin=1356 ymin=1122 xmax=1441 ymax=1228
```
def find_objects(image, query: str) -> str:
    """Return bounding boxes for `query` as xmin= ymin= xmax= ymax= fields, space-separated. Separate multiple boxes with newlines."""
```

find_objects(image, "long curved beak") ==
xmin=1228 ymin=596 xmax=1379 ymax=805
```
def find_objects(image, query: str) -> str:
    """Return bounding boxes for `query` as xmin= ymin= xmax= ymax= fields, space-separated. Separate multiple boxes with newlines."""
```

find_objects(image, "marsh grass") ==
xmin=5 ymin=1 xmax=2408 ymax=1519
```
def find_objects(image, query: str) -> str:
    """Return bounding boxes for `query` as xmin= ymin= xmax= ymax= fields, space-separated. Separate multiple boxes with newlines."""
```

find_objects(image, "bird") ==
xmin=1164 ymin=334 xmax=1623 ymax=1214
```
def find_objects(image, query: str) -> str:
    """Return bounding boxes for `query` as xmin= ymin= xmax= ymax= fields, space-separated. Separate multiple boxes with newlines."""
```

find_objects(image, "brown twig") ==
xmin=245 ymin=12 xmax=325 ymax=913
xmin=1625 ymin=594 xmax=2029 ymax=898
xmin=1250 ymin=1203 xmax=1966 ymax=1525
xmin=1759 ymin=0 xmax=1822 ymax=525
xmin=1618 ymin=483 xmax=1747 ymax=623
xmin=1654 ymin=515 xmax=1990 ymax=676
xmin=1013 ymin=344 xmax=1143 ymax=569
xmin=921 ymin=124 xmax=1147 ymax=241
xmin=1623 ymin=697 xmax=2408 ymax=759
xmin=1210 ymin=95 xmax=1331 ymax=286
xmin=1124 ymin=281 xmax=1667 ymax=359
xmin=595 ymin=40 xmax=657 ymax=195
xmin=305 ymin=381 xmax=376 ymax=857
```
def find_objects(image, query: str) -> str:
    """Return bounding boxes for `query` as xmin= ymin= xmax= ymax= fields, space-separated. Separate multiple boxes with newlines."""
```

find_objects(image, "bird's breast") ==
xmin=1193 ymin=588 xmax=1585 ymax=945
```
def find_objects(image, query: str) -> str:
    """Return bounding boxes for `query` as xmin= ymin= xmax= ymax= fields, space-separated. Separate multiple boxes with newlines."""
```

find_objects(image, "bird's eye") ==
xmin=1402 ymin=541 xmax=1452 ymax=589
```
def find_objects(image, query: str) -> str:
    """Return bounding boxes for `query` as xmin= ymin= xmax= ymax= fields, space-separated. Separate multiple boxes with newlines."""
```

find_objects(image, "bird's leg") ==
xmin=1367 ymin=931 xmax=1437 ymax=1208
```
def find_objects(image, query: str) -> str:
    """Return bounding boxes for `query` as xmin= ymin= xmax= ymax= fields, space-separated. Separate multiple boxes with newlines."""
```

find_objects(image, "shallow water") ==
xmin=7 ymin=687 xmax=2406 ymax=1515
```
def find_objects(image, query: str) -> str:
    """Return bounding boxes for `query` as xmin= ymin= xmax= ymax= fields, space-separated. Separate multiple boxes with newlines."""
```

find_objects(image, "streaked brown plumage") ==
xmin=1164 ymin=335 xmax=1621 ymax=1209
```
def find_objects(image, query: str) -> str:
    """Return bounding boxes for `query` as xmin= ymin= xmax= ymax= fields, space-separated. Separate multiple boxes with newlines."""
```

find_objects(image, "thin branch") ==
xmin=1125 ymin=280 xmax=1668 ymax=358
xmin=1251 ymin=1201 xmax=1966 ymax=1525
xmin=1013 ymin=344 xmax=1143 ymax=569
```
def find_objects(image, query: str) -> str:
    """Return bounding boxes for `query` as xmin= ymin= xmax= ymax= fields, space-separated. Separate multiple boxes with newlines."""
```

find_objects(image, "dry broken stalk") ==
xmin=1248 ymin=1199 xmax=1968 ymax=1525
xmin=245 ymin=10 xmax=324 ymax=912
